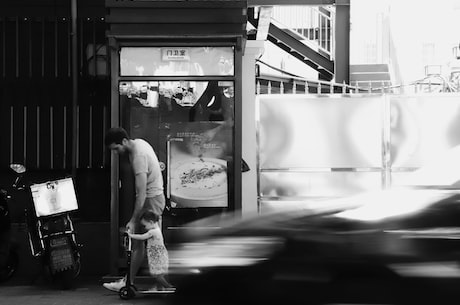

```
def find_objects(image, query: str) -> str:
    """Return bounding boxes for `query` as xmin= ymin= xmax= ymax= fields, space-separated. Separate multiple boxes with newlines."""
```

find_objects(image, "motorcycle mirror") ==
xmin=10 ymin=164 xmax=26 ymax=174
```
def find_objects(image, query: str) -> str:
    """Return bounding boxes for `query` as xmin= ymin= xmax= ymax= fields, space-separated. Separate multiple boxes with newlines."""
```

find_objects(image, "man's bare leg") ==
xmin=129 ymin=239 xmax=145 ymax=283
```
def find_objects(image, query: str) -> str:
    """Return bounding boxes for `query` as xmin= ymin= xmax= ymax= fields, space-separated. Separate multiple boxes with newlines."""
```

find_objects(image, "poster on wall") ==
xmin=167 ymin=122 xmax=231 ymax=208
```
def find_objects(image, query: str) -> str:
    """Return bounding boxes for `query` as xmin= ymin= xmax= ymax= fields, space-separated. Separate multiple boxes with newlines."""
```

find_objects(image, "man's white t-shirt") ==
xmin=130 ymin=139 xmax=164 ymax=197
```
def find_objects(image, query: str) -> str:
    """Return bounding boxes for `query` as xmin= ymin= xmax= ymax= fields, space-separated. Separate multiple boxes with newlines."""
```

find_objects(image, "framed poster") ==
xmin=167 ymin=122 xmax=231 ymax=208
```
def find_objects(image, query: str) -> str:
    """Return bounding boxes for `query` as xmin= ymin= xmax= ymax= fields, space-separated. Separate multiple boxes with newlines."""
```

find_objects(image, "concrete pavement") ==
xmin=0 ymin=276 xmax=171 ymax=305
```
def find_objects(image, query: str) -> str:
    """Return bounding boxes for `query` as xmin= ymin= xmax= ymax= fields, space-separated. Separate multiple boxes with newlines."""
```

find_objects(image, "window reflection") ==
xmin=119 ymin=81 xmax=234 ymax=124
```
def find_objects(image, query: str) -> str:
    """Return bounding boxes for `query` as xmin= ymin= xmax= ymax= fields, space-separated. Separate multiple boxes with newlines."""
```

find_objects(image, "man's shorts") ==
xmin=134 ymin=194 xmax=165 ymax=234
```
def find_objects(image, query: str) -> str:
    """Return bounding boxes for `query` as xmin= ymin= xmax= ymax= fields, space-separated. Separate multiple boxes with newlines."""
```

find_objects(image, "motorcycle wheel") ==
xmin=60 ymin=256 xmax=81 ymax=290
xmin=71 ymin=255 xmax=81 ymax=279
xmin=0 ymin=250 xmax=18 ymax=282
xmin=57 ymin=268 xmax=76 ymax=290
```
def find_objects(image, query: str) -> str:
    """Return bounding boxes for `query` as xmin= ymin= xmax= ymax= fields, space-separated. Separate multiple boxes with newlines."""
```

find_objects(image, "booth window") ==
xmin=118 ymin=46 xmax=235 ymax=210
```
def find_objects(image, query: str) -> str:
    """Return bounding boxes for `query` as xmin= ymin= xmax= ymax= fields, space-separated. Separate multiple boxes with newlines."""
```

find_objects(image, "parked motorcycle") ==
xmin=0 ymin=165 xmax=22 ymax=282
xmin=10 ymin=164 xmax=82 ymax=289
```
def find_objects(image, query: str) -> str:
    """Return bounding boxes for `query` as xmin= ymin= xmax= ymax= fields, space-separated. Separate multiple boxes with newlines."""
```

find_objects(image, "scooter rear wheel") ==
xmin=120 ymin=286 xmax=136 ymax=300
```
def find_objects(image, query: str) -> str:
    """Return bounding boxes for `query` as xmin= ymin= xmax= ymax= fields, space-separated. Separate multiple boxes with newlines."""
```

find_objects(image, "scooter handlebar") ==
xmin=122 ymin=232 xmax=132 ymax=251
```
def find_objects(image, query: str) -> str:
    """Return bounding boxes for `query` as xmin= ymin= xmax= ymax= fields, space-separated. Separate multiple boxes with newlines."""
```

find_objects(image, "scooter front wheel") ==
xmin=120 ymin=286 xmax=136 ymax=300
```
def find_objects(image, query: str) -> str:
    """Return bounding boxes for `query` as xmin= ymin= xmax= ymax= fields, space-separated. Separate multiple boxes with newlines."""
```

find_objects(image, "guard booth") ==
xmin=105 ymin=0 xmax=246 ymax=275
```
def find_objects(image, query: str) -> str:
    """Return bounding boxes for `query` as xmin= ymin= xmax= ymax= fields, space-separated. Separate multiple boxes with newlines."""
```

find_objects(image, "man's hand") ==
xmin=126 ymin=220 xmax=135 ymax=233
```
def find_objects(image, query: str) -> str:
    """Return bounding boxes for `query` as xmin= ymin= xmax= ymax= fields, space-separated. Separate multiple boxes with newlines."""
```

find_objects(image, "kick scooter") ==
xmin=119 ymin=232 xmax=175 ymax=300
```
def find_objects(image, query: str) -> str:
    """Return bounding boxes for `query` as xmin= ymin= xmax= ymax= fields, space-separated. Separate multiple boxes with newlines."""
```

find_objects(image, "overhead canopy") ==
xmin=105 ymin=0 xmax=248 ymax=40
xmin=248 ymin=0 xmax=336 ymax=5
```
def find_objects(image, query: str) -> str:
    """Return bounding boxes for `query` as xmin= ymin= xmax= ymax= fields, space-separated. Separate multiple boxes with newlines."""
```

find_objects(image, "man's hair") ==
xmin=139 ymin=210 xmax=160 ymax=223
xmin=104 ymin=127 xmax=129 ymax=146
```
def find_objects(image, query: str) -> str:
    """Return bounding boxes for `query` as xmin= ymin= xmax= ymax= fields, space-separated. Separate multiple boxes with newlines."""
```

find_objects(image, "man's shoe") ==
xmin=102 ymin=278 xmax=126 ymax=292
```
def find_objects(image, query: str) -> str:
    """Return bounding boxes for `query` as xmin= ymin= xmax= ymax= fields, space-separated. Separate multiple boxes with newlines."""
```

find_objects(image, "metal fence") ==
xmin=256 ymin=74 xmax=460 ymax=96
xmin=0 ymin=16 xmax=110 ymax=170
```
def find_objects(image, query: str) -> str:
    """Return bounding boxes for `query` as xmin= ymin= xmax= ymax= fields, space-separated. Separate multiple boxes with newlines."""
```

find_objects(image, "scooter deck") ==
xmin=119 ymin=284 xmax=175 ymax=300
xmin=137 ymin=289 xmax=175 ymax=294
xmin=132 ymin=284 xmax=176 ymax=294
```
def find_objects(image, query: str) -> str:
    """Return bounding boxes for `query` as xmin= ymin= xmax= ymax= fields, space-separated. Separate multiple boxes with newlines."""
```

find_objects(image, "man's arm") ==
xmin=126 ymin=172 xmax=147 ymax=231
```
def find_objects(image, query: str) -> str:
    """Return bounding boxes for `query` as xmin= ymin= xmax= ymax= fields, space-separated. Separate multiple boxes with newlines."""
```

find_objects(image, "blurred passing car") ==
xmin=168 ymin=187 xmax=460 ymax=305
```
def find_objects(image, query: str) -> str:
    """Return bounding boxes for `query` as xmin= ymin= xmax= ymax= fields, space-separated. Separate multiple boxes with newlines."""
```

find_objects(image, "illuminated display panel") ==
xmin=118 ymin=80 xmax=235 ymax=208
xmin=260 ymin=171 xmax=382 ymax=199
xmin=390 ymin=95 xmax=460 ymax=167
xmin=30 ymin=178 xmax=79 ymax=217
xmin=258 ymin=94 xmax=384 ymax=169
